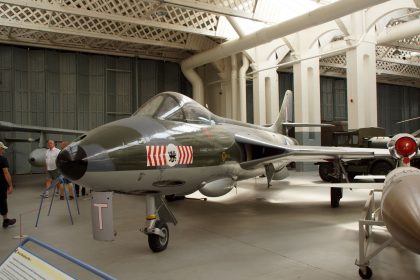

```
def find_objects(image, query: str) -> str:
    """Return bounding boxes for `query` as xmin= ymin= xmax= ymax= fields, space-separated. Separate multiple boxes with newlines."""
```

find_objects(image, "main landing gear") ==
xmin=141 ymin=194 xmax=177 ymax=252
xmin=329 ymin=160 xmax=349 ymax=208
xmin=330 ymin=187 xmax=343 ymax=208
xmin=264 ymin=163 xmax=275 ymax=188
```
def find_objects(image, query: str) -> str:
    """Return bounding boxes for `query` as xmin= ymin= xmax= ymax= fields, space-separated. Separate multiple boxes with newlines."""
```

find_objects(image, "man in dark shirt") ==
xmin=0 ymin=141 xmax=15 ymax=228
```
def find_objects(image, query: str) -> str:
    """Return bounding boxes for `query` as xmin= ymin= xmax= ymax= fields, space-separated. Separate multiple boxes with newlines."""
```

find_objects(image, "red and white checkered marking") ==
xmin=146 ymin=144 xmax=193 ymax=167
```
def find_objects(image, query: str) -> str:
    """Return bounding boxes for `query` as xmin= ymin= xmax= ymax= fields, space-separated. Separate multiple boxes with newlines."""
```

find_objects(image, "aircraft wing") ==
xmin=235 ymin=133 xmax=390 ymax=170
xmin=3 ymin=137 xmax=37 ymax=143
xmin=0 ymin=121 xmax=85 ymax=135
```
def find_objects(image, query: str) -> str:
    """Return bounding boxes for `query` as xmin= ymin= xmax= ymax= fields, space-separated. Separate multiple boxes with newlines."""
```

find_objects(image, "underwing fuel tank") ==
xmin=382 ymin=134 xmax=420 ymax=254
xmin=199 ymin=178 xmax=235 ymax=197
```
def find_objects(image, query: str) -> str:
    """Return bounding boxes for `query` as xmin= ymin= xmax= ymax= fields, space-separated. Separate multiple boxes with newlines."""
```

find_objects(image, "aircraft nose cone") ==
xmin=56 ymin=145 xmax=88 ymax=181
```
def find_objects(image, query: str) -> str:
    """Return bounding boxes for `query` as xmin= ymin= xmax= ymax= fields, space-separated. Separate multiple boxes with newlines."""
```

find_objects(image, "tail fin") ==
xmin=270 ymin=90 xmax=293 ymax=134
xmin=269 ymin=90 xmax=333 ymax=134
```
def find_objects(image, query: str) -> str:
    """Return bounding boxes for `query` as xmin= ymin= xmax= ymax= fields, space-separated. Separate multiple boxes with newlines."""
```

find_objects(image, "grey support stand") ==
xmin=35 ymin=178 xmax=80 ymax=227
xmin=355 ymin=189 xmax=393 ymax=279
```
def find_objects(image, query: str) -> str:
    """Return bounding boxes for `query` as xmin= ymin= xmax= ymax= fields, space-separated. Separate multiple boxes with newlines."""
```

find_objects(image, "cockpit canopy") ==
xmin=134 ymin=92 xmax=215 ymax=125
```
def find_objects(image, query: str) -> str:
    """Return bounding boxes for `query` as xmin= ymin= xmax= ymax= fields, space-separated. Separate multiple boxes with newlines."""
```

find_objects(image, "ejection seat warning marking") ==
xmin=147 ymin=144 xmax=193 ymax=167
xmin=0 ymin=247 xmax=73 ymax=280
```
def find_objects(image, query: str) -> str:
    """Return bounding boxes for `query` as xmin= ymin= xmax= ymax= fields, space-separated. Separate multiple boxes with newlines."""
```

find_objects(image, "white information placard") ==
xmin=0 ymin=247 xmax=74 ymax=280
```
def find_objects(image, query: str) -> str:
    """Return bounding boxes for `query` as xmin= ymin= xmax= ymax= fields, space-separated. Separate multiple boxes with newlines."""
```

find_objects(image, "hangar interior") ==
xmin=0 ymin=0 xmax=419 ymax=173
xmin=0 ymin=0 xmax=419 ymax=279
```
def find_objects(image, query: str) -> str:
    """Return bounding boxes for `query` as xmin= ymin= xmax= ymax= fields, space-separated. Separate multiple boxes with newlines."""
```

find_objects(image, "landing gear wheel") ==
xmin=318 ymin=163 xmax=334 ymax=182
xmin=330 ymin=187 xmax=343 ymax=208
xmin=358 ymin=266 xmax=372 ymax=279
xmin=148 ymin=221 xmax=169 ymax=253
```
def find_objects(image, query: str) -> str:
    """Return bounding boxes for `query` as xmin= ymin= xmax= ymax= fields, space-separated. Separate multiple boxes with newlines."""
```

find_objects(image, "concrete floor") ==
xmin=1 ymin=171 xmax=419 ymax=279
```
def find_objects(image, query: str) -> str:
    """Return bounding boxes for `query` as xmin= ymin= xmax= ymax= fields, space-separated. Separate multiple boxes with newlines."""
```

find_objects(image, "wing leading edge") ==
xmin=0 ymin=121 xmax=85 ymax=135
xmin=235 ymin=133 xmax=389 ymax=170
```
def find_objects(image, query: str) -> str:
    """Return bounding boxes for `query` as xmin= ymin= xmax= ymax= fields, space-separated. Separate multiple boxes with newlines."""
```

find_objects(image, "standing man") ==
xmin=0 ymin=141 xmax=16 ymax=228
xmin=43 ymin=139 xmax=61 ymax=198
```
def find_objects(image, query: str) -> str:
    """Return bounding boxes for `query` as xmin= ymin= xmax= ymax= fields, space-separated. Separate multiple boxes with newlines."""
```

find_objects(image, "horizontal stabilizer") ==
xmin=354 ymin=175 xmax=386 ymax=181
xmin=396 ymin=116 xmax=420 ymax=124
xmin=412 ymin=128 xmax=420 ymax=137
xmin=269 ymin=90 xmax=333 ymax=133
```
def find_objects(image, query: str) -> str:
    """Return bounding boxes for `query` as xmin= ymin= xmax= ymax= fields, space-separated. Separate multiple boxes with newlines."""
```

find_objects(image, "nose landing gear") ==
xmin=141 ymin=194 xmax=177 ymax=252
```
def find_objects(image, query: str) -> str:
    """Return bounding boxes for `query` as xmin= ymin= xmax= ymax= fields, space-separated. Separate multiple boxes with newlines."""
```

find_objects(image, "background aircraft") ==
xmin=0 ymin=121 xmax=85 ymax=169
xmin=56 ymin=91 xmax=391 ymax=252
xmin=356 ymin=133 xmax=420 ymax=279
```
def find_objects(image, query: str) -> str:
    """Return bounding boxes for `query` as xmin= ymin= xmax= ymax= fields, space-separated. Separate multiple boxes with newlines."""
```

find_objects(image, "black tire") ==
xmin=319 ymin=163 xmax=334 ymax=182
xmin=330 ymin=187 xmax=343 ymax=208
xmin=148 ymin=221 xmax=169 ymax=253
xmin=370 ymin=161 xmax=394 ymax=182
xmin=358 ymin=266 xmax=373 ymax=279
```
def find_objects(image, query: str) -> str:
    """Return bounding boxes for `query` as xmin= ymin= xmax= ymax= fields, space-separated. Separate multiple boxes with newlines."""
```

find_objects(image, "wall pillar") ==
xmin=231 ymin=55 xmax=239 ymax=120
xmin=293 ymin=57 xmax=321 ymax=171
xmin=346 ymin=41 xmax=377 ymax=129
xmin=346 ymin=11 xmax=377 ymax=130
xmin=252 ymin=63 xmax=279 ymax=125
xmin=239 ymin=54 xmax=249 ymax=122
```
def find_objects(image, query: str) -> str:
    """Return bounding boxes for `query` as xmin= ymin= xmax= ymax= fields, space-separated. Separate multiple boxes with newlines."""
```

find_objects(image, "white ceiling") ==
xmin=0 ymin=0 xmax=418 ymax=86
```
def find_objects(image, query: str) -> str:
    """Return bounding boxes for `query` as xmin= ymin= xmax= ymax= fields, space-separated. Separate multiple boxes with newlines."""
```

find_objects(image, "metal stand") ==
xmin=13 ymin=212 xmax=29 ymax=240
xmin=35 ymin=179 xmax=80 ymax=227
xmin=355 ymin=189 xmax=393 ymax=279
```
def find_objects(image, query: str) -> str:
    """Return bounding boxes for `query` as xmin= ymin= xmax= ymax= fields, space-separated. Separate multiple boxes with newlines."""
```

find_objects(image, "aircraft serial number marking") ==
xmin=146 ymin=144 xmax=193 ymax=167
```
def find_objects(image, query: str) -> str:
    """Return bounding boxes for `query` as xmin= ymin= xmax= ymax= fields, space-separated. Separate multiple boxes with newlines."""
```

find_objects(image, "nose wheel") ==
xmin=148 ymin=220 xmax=169 ymax=252
xmin=358 ymin=266 xmax=372 ymax=279
xmin=142 ymin=194 xmax=177 ymax=252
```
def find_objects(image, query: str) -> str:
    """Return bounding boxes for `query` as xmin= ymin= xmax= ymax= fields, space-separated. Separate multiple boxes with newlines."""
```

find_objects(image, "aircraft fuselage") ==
xmin=58 ymin=115 xmax=292 ymax=195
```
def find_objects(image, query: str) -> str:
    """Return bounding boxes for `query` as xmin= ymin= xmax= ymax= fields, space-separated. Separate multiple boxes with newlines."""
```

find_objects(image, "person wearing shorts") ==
xmin=42 ymin=140 xmax=62 ymax=198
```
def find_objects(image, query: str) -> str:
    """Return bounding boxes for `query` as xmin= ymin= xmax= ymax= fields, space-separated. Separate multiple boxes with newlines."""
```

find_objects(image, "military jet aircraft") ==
xmin=56 ymin=91 xmax=391 ymax=252
xmin=0 ymin=121 xmax=85 ymax=167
